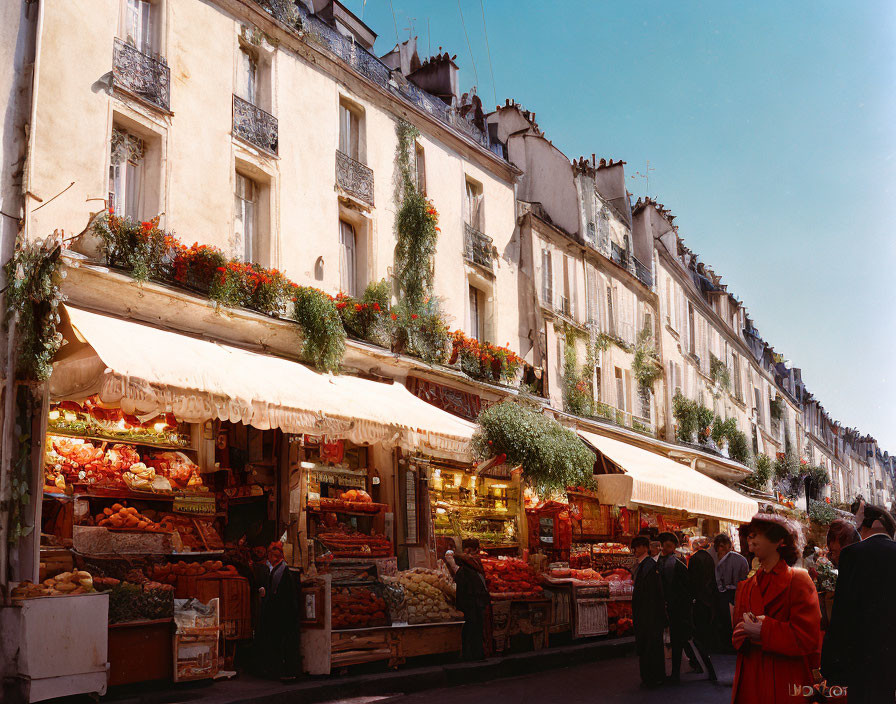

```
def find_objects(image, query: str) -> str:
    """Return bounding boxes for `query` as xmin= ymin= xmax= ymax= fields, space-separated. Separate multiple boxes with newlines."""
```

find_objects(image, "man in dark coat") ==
xmin=258 ymin=542 xmax=301 ymax=680
xmin=821 ymin=504 xmax=896 ymax=703
xmin=687 ymin=539 xmax=717 ymax=650
xmin=446 ymin=538 xmax=490 ymax=661
xmin=658 ymin=533 xmax=715 ymax=682
xmin=630 ymin=534 xmax=666 ymax=688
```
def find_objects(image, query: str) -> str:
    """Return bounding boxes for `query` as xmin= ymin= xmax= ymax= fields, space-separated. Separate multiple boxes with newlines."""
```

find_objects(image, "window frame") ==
xmin=541 ymin=248 xmax=553 ymax=307
xmin=234 ymin=172 xmax=258 ymax=263
xmin=338 ymin=219 xmax=358 ymax=296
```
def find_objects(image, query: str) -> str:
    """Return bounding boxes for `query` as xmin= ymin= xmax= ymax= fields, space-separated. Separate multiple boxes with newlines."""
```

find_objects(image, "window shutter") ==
xmin=596 ymin=275 xmax=607 ymax=332
xmin=586 ymin=266 xmax=597 ymax=324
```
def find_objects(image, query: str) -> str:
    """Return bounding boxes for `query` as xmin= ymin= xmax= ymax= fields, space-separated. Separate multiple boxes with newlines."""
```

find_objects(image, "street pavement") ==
xmin=324 ymin=653 xmax=737 ymax=704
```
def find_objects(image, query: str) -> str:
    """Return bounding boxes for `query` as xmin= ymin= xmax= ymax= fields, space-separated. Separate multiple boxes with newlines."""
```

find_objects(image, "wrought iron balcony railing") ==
xmin=335 ymin=150 xmax=374 ymax=206
xmin=632 ymin=255 xmax=653 ymax=288
xmin=112 ymin=38 xmax=170 ymax=111
xmin=232 ymin=95 xmax=278 ymax=154
xmin=463 ymin=223 xmax=493 ymax=269
xmin=610 ymin=241 xmax=629 ymax=269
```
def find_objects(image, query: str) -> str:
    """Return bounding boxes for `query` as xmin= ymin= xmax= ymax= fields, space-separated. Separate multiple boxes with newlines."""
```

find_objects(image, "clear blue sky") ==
xmin=356 ymin=1 xmax=896 ymax=451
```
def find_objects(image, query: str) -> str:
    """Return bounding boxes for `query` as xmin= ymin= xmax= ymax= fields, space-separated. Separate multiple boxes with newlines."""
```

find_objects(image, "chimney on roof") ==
xmin=405 ymin=49 xmax=459 ymax=106
xmin=594 ymin=160 xmax=631 ymax=226
xmin=379 ymin=36 xmax=422 ymax=76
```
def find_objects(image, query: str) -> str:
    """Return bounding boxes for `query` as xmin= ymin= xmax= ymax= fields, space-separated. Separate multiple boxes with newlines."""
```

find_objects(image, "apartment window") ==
xmin=560 ymin=255 xmax=572 ymax=317
xmin=123 ymin=0 xmax=153 ymax=53
xmin=687 ymin=302 xmax=696 ymax=355
xmin=465 ymin=179 xmax=483 ymax=231
xmin=415 ymin=143 xmax=426 ymax=194
xmin=586 ymin=222 xmax=596 ymax=246
xmin=234 ymin=173 xmax=257 ymax=262
xmin=606 ymin=286 xmax=616 ymax=337
xmin=615 ymin=367 xmax=628 ymax=413
xmin=732 ymin=354 xmax=743 ymax=401
xmin=339 ymin=101 xmax=361 ymax=161
xmin=109 ymin=127 xmax=145 ymax=221
xmin=598 ymin=211 xmax=609 ymax=243
xmin=468 ymin=285 xmax=483 ymax=340
xmin=338 ymin=220 xmax=357 ymax=296
xmin=586 ymin=266 xmax=597 ymax=324
xmin=541 ymin=249 xmax=553 ymax=306
xmin=754 ymin=386 xmax=764 ymax=428
xmin=236 ymin=47 xmax=258 ymax=105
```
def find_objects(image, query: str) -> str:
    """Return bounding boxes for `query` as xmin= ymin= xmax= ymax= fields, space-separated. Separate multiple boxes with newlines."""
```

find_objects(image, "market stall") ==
xmin=12 ymin=305 xmax=481 ymax=685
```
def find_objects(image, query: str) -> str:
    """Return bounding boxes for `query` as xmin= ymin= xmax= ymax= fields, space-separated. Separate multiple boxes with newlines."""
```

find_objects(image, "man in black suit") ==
xmin=630 ymin=534 xmax=666 ymax=688
xmin=657 ymin=533 xmax=716 ymax=683
xmin=687 ymin=539 xmax=717 ymax=650
xmin=821 ymin=503 xmax=896 ymax=704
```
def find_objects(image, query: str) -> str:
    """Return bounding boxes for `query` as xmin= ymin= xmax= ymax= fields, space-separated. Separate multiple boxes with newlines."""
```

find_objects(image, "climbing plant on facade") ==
xmin=3 ymin=233 xmax=67 ymax=544
xmin=631 ymin=327 xmax=661 ymax=392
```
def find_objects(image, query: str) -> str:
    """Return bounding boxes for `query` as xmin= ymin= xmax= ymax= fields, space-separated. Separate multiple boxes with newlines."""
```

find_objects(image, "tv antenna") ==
xmin=629 ymin=160 xmax=655 ymax=197
xmin=404 ymin=17 xmax=416 ymax=40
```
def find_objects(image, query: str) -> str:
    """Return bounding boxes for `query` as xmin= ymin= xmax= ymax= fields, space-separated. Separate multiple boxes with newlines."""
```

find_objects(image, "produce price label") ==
xmin=173 ymin=495 xmax=216 ymax=516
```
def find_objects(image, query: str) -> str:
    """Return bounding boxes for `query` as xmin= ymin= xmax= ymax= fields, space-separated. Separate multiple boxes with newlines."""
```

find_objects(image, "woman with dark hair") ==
xmin=730 ymin=513 xmax=821 ymax=703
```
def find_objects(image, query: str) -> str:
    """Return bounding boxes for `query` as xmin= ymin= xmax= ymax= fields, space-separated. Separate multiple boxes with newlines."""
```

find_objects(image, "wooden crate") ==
xmin=173 ymin=629 xmax=219 ymax=682
xmin=573 ymin=598 xmax=608 ymax=638
xmin=195 ymin=576 xmax=251 ymax=640
xmin=108 ymin=619 xmax=174 ymax=686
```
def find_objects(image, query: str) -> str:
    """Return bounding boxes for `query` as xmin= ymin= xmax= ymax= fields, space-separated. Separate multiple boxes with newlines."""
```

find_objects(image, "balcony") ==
xmin=463 ymin=223 xmax=493 ymax=270
xmin=232 ymin=95 xmax=278 ymax=154
xmin=335 ymin=150 xmax=374 ymax=206
xmin=594 ymin=402 xmax=655 ymax=437
xmin=112 ymin=38 xmax=170 ymax=112
xmin=610 ymin=241 xmax=628 ymax=269
xmin=632 ymin=255 xmax=652 ymax=288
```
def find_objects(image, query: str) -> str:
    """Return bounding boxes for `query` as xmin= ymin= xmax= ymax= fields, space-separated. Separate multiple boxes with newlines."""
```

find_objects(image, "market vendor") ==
xmin=257 ymin=541 xmax=301 ymax=681
xmin=445 ymin=538 xmax=490 ymax=661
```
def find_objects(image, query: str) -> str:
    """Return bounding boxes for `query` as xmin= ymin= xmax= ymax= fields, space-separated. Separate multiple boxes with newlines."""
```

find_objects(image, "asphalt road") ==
xmin=326 ymin=653 xmax=737 ymax=704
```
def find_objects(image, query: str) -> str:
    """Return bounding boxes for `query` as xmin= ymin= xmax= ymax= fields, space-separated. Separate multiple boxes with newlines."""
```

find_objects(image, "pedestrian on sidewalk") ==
xmin=821 ymin=503 xmax=896 ymax=703
xmin=630 ymin=534 xmax=665 ymax=689
xmin=714 ymin=533 xmax=748 ymax=652
xmin=257 ymin=541 xmax=301 ymax=681
xmin=657 ymin=533 xmax=715 ymax=683
xmin=445 ymin=538 xmax=490 ymax=661
xmin=731 ymin=513 xmax=821 ymax=703
xmin=687 ymin=538 xmax=717 ymax=651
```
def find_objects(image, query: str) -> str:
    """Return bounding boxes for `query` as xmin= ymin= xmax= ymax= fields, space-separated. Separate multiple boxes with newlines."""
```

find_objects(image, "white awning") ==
xmin=50 ymin=306 xmax=475 ymax=459
xmin=579 ymin=430 xmax=757 ymax=523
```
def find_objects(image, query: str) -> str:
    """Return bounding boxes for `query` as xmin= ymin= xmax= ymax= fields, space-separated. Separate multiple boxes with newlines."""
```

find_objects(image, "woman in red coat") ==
xmin=731 ymin=513 xmax=821 ymax=703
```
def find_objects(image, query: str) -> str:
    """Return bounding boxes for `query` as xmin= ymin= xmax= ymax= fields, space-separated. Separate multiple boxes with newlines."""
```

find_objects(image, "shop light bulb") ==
xmin=116 ymin=419 xmax=126 ymax=430
xmin=492 ymin=484 xmax=507 ymax=490
xmin=64 ymin=411 xmax=76 ymax=422
xmin=153 ymin=422 xmax=166 ymax=433
xmin=436 ymin=507 xmax=447 ymax=515
xmin=48 ymin=410 xmax=60 ymax=421
xmin=300 ymin=461 xmax=316 ymax=469
xmin=432 ymin=469 xmax=441 ymax=479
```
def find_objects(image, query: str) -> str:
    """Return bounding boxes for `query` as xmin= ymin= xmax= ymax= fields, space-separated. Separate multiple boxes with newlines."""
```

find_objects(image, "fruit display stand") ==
xmin=1 ymin=591 xmax=110 ymax=702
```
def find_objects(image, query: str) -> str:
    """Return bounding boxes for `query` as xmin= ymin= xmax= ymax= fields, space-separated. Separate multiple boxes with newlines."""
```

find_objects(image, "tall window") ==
xmin=606 ymin=286 xmax=616 ymax=337
xmin=465 ymin=179 xmax=483 ymax=230
xmin=541 ymin=249 xmax=553 ymax=306
xmin=415 ymin=143 xmax=426 ymax=194
xmin=339 ymin=102 xmax=360 ymax=161
xmin=123 ymin=0 xmax=152 ymax=53
xmin=687 ymin=302 xmax=696 ymax=355
xmin=561 ymin=255 xmax=572 ymax=316
xmin=338 ymin=220 xmax=357 ymax=296
xmin=468 ymin=285 xmax=483 ymax=340
xmin=615 ymin=367 xmax=627 ymax=413
xmin=109 ymin=127 xmax=145 ymax=221
xmin=236 ymin=47 xmax=258 ymax=105
xmin=234 ymin=173 xmax=257 ymax=262
xmin=732 ymin=353 xmax=743 ymax=401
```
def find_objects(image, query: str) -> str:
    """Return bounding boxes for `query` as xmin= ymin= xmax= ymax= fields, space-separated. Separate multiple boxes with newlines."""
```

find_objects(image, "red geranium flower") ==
xmin=411 ymin=314 xmax=418 ymax=320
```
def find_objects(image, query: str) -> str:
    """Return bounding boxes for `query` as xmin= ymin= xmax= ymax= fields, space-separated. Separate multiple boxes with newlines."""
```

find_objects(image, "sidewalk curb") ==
xmin=251 ymin=637 xmax=636 ymax=704
xmin=109 ymin=637 xmax=635 ymax=704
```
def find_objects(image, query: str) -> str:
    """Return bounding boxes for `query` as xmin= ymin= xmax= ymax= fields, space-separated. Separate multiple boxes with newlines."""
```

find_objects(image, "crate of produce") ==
xmin=381 ymin=567 xmax=462 ymax=625
xmin=331 ymin=581 xmax=390 ymax=631
xmin=195 ymin=575 xmax=251 ymax=640
xmin=481 ymin=557 xmax=544 ymax=600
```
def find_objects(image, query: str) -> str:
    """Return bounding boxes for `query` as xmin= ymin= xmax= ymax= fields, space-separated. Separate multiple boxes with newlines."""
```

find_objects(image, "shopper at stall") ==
xmin=687 ymin=539 xmax=717 ymax=651
xmin=445 ymin=538 xmax=490 ymax=661
xmin=821 ymin=503 xmax=896 ymax=703
xmin=630 ymin=535 xmax=665 ymax=689
xmin=257 ymin=541 xmax=301 ymax=681
xmin=731 ymin=513 xmax=820 ymax=703
xmin=824 ymin=518 xmax=860 ymax=568
xmin=658 ymin=533 xmax=715 ymax=682
xmin=714 ymin=533 xmax=748 ymax=652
